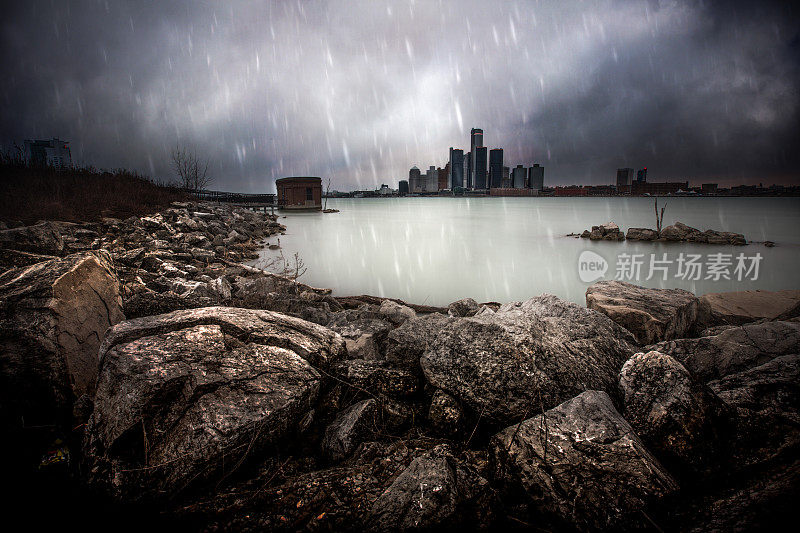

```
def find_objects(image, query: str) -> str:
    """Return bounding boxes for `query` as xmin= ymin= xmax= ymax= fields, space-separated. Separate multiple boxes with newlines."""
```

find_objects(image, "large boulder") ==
xmin=490 ymin=390 xmax=677 ymax=530
xmin=84 ymin=307 xmax=345 ymax=502
xmin=378 ymin=299 xmax=416 ymax=325
xmin=649 ymin=320 xmax=800 ymax=382
xmin=0 ymin=251 xmax=124 ymax=430
xmin=420 ymin=295 xmax=636 ymax=425
xmin=586 ymin=280 xmax=699 ymax=345
xmin=367 ymin=444 xmax=496 ymax=531
xmin=619 ymin=351 xmax=731 ymax=475
xmin=447 ymin=298 xmax=480 ymax=317
xmin=0 ymin=221 xmax=65 ymax=255
xmin=708 ymin=354 xmax=800 ymax=470
xmin=695 ymin=289 xmax=800 ymax=331
xmin=383 ymin=313 xmax=455 ymax=372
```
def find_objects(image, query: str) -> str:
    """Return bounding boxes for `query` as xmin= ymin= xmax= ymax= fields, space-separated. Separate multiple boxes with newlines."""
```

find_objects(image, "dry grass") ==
xmin=0 ymin=155 xmax=190 ymax=224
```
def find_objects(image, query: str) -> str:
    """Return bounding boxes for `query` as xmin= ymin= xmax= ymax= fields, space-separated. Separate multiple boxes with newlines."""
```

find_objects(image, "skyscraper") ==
xmin=502 ymin=166 xmax=510 ymax=188
xmin=474 ymin=146 xmax=488 ymax=189
xmin=426 ymin=166 xmax=437 ymax=192
xmin=489 ymin=149 xmax=503 ymax=188
xmin=409 ymin=166 xmax=421 ymax=193
xmin=616 ymin=168 xmax=634 ymax=187
xmin=528 ymin=164 xmax=544 ymax=190
xmin=464 ymin=151 xmax=471 ymax=188
xmin=636 ymin=168 xmax=647 ymax=182
xmin=449 ymin=148 xmax=464 ymax=189
xmin=512 ymin=165 xmax=527 ymax=188
xmin=470 ymin=128 xmax=483 ymax=189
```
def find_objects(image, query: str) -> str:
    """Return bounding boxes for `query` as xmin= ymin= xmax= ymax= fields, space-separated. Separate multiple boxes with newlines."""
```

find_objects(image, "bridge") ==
xmin=195 ymin=189 xmax=276 ymax=213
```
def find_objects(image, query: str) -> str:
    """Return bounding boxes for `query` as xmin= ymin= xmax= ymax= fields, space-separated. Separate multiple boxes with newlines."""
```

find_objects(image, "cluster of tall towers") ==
xmin=407 ymin=127 xmax=544 ymax=194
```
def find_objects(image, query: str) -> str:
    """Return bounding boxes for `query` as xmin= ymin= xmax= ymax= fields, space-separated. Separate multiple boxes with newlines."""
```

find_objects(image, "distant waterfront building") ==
xmin=398 ymin=180 xmax=409 ymax=195
xmin=701 ymin=183 xmax=718 ymax=195
xmin=23 ymin=138 xmax=72 ymax=169
xmin=378 ymin=184 xmax=391 ymax=195
xmin=512 ymin=165 xmax=527 ymax=188
xmin=474 ymin=146 xmax=488 ymax=189
xmin=631 ymin=181 xmax=688 ymax=195
xmin=636 ymin=168 xmax=648 ymax=182
xmin=448 ymin=148 xmax=464 ymax=190
xmin=469 ymin=128 xmax=483 ymax=188
xmin=616 ymin=168 xmax=634 ymax=187
xmin=501 ymin=166 xmax=510 ymax=188
xmin=528 ymin=164 xmax=544 ymax=190
xmin=489 ymin=149 xmax=503 ymax=188
xmin=276 ymin=177 xmax=322 ymax=210
xmin=409 ymin=166 xmax=422 ymax=193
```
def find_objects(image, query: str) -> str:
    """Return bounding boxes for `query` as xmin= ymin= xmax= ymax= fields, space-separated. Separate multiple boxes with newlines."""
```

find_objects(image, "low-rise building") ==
xmin=276 ymin=177 xmax=322 ymax=210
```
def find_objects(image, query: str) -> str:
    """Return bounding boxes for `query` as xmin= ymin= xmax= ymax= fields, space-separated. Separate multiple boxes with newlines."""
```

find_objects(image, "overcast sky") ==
xmin=1 ymin=1 xmax=798 ymax=192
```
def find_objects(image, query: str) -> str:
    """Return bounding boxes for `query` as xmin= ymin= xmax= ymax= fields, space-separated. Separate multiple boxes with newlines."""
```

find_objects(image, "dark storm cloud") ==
xmin=1 ymin=0 xmax=798 ymax=191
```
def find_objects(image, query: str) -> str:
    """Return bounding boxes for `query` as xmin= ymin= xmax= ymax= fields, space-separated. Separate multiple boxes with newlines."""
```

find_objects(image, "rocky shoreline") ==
xmin=2 ymin=203 xmax=799 ymax=531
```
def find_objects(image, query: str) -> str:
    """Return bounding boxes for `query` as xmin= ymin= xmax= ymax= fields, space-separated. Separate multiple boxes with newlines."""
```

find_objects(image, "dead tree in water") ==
xmin=654 ymin=198 xmax=667 ymax=236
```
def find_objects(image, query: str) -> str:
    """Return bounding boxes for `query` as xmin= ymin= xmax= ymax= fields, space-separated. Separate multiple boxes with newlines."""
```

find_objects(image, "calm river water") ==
xmin=254 ymin=197 xmax=800 ymax=306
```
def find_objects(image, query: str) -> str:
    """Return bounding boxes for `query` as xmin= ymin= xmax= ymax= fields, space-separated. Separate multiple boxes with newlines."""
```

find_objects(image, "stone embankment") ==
xmin=1 ymin=205 xmax=798 ymax=531
xmin=577 ymin=220 xmax=747 ymax=245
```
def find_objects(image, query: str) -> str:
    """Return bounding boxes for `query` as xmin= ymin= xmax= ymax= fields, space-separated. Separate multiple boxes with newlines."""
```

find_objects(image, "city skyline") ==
xmin=1 ymin=1 xmax=798 ymax=192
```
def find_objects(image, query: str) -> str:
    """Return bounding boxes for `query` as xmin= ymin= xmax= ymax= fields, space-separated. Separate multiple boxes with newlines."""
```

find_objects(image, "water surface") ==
xmin=254 ymin=197 xmax=800 ymax=306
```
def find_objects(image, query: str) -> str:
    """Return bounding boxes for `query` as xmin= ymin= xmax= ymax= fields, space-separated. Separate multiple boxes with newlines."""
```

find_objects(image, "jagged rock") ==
xmin=586 ymin=221 xmax=625 ymax=241
xmin=648 ymin=320 xmax=800 ymax=381
xmin=695 ymin=289 xmax=800 ymax=331
xmin=586 ymin=280 xmax=699 ymax=345
xmin=0 ymin=221 xmax=65 ymax=255
xmin=0 ymin=248 xmax=56 ymax=268
xmin=447 ymin=297 xmax=480 ymax=317
xmin=84 ymin=307 xmax=344 ymax=502
xmin=428 ymin=389 xmax=465 ymax=437
xmin=626 ymin=227 xmax=659 ymax=241
xmin=490 ymin=390 xmax=678 ymax=530
xmin=378 ymin=299 xmax=416 ymax=325
xmin=619 ymin=351 xmax=731 ymax=474
xmin=420 ymin=295 xmax=636 ymax=425
xmin=367 ymin=444 xmax=496 ymax=532
xmin=332 ymin=359 xmax=419 ymax=399
xmin=0 ymin=251 xmax=124 ymax=431
xmin=384 ymin=313 xmax=455 ymax=372
xmin=345 ymin=333 xmax=381 ymax=360
xmin=580 ymin=229 xmax=591 ymax=238
xmin=322 ymin=399 xmax=378 ymax=461
xmin=708 ymin=354 xmax=800 ymax=470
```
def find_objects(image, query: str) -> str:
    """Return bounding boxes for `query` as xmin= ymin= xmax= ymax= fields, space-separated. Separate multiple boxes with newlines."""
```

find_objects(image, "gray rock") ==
xmin=428 ymin=389 xmax=465 ymax=437
xmin=695 ymin=289 xmax=800 ymax=331
xmin=619 ymin=351 xmax=731 ymax=474
xmin=649 ymin=320 xmax=800 ymax=381
xmin=447 ymin=297 xmax=480 ymax=317
xmin=0 ymin=251 xmax=124 ymax=430
xmin=367 ymin=444 xmax=496 ymax=532
xmin=490 ymin=390 xmax=677 ymax=530
xmin=708 ymin=354 xmax=800 ymax=470
xmin=420 ymin=295 xmax=636 ymax=425
xmin=384 ymin=313 xmax=455 ymax=372
xmin=85 ymin=306 xmax=344 ymax=502
xmin=378 ymin=299 xmax=416 ymax=325
xmin=626 ymin=227 xmax=659 ymax=241
xmin=586 ymin=280 xmax=699 ymax=345
xmin=322 ymin=399 xmax=378 ymax=461
xmin=0 ymin=221 xmax=65 ymax=255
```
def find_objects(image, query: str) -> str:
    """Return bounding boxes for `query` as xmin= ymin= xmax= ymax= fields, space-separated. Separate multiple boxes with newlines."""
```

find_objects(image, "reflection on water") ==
xmin=253 ymin=197 xmax=800 ymax=306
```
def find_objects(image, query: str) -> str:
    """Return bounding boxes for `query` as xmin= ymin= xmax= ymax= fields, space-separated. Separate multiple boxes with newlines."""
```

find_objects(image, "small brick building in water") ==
xmin=276 ymin=177 xmax=322 ymax=210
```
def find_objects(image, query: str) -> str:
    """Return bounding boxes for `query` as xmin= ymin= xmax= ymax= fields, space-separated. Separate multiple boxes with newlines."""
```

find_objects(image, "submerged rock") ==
xmin=586 ymin=280 xmax=699 ymax=345
xmin=626 ymin=227 xmax=659 ymax=241
xmin=490 ymin=390 xmax=677 ymax=530
xmin=420 ymin=294 xmax=636 ymax=425
xmin=84 ymin=306 xmax=345 ymax=502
